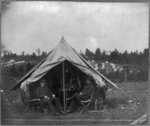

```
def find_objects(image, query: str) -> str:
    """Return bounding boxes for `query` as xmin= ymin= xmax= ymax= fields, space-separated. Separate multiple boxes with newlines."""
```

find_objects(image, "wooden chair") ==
xmin=20 ymin=89 xmax=43 ymax=112
xmin=79 ymin=92 xmax=94 ymax=114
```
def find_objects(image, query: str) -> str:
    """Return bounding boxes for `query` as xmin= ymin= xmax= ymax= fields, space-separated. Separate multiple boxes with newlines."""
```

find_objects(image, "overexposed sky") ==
xmin=2 ymin=1 xmax=149 ymax=54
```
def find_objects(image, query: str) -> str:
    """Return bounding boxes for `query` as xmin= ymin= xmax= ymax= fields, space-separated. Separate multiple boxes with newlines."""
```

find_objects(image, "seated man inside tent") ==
xmin=67 ymin=77 xmax=95 ymax=113
xmin=36 ymin=78 xmax=66 ymax=115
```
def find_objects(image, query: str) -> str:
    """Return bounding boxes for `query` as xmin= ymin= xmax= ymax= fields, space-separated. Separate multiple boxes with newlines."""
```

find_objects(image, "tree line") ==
xmin=1 ymin=48 xmax=149 ymax=82
xmin=82 ymin=48 xmax=149 ymax=82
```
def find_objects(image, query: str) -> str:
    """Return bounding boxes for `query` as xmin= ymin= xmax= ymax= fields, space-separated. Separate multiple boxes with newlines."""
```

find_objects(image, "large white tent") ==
xmin=10 ymin=37 xmax=119 ymax=90
xmin=9 ymin=37 xmax=120 ymax=112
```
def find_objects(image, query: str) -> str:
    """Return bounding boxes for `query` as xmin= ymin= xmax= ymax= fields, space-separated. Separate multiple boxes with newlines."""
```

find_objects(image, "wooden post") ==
xmin=95 ymin=99 xmax=98 ymax=111
xmin=62 ymin=62 xmax=66 ymax=112
xmin=124 ymin=66 xmax=127 ymax=82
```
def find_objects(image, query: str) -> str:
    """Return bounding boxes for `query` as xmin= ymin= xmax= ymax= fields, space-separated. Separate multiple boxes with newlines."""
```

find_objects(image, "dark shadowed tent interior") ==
xmin=9 ymin=37 xmax=119 ymax=112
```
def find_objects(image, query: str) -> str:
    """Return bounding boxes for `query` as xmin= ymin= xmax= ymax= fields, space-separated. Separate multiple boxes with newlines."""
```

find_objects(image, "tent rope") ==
xmin=109 ymin=88 xmax=138 ymax=112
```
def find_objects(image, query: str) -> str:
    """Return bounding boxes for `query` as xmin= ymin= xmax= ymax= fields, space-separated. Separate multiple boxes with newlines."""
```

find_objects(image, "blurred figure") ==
xmin=94 ymin=84 xmax=107 ymax=108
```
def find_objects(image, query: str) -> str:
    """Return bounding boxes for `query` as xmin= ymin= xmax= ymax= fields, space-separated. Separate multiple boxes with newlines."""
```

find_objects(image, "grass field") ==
xmin=1 ymin=75 xmax=148 ymax=125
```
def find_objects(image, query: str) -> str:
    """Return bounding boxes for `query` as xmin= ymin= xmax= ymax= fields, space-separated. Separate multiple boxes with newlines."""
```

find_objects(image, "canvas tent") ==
xmin=9 ymin=37 xmax=119 ymax=111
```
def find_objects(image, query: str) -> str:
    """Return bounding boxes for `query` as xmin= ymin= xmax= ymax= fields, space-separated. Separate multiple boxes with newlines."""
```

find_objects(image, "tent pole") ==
xmin=62 ymin=62 xmax=66 ymax=112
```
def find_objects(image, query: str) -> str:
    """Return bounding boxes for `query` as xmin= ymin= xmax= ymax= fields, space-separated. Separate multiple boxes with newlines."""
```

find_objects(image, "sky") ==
xmin=1 ymin=1 xmax=149 ymax=54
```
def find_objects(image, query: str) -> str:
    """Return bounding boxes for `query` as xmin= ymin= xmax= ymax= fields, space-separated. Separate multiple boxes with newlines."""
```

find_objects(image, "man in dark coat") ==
xmin=67 ymin=79 xmax=95 ymax=113
xmin=36 ymin=79 xmax=65 ymax=115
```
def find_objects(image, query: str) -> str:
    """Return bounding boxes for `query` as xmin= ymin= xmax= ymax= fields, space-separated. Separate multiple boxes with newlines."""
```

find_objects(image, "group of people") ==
xmin=24 ymin=76 xmax=106 ymax=116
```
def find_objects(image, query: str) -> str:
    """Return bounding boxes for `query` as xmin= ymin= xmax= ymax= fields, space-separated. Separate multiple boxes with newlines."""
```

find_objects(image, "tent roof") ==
xmin=10 ymin=37 xmax=119 ymax=91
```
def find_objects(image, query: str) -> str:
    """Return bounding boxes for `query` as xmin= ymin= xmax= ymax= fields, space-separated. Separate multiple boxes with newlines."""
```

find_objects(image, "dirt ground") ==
xmin=1 ymin=81 xmax=148 ymax=125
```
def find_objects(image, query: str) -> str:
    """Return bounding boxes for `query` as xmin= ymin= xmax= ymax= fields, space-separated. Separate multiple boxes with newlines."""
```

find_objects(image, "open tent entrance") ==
xmin=29 ymin=60 xmax=91 ymax=112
